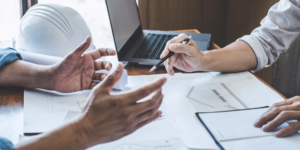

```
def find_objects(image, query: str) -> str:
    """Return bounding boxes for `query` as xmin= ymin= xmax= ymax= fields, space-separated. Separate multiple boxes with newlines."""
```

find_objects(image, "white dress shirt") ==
xmin=238 ymin=0 xmax=300 ymax=72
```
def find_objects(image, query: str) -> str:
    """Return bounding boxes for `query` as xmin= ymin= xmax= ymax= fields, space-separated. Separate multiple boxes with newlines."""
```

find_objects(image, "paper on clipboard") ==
xmin=197 ymin=108 xmax=300 ymax=150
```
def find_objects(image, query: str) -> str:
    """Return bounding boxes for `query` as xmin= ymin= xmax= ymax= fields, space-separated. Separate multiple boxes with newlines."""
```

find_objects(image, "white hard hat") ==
xmin=17 ymin=4 xmax=95 ymax=57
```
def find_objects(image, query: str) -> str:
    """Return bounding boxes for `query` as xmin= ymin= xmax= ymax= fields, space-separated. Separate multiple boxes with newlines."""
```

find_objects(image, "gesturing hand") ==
xmin=160 ymin=33 xmax=205 ymax=76
xmin=51 ymin=37 xmax=117 ymax=93
xmin=76 ymin=63 xmax=166 ymax=147
xmin=254 ymin=96 xmax=300 ymax=137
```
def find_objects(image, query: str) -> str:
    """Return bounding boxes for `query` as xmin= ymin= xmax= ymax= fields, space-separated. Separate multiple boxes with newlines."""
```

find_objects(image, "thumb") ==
xmin=169 ymin=43 xmax=195 ymax=56
xmin=95 ymin=63 xmax=124 ymax=94
xmin=69 ymin=37 xmax=91 ymax=59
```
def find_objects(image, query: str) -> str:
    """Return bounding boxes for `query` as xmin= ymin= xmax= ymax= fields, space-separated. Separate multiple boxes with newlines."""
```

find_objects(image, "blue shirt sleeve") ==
xmin=0 ymin=48 xmax=22 ymax=69
xmin=0 ymin=137 xmax=15 ymax=150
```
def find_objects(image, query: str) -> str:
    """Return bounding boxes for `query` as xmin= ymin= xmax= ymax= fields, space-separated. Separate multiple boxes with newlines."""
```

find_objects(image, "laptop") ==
xmin=105 ymin=0 xmax=211 ymax=65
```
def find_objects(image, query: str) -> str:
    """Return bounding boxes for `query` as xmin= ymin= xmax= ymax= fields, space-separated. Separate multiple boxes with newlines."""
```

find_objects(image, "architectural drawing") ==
xmin=109 ymin=138 xmax=184 ymax=150
xmin=187 ymin=83 xmax=247 ymax=112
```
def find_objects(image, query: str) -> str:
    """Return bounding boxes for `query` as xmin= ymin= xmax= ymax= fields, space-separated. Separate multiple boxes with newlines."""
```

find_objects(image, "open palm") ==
xmin=50 ymin=37 xmax=117 ymax=93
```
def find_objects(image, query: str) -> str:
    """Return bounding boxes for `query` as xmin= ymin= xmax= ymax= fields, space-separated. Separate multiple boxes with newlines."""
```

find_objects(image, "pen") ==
xmin=149 ymin=36 xmax=192 ymax=73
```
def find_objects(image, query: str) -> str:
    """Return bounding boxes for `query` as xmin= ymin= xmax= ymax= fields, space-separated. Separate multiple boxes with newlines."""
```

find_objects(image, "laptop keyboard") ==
xmin=133 ymin=34 xmax=177 ymax=59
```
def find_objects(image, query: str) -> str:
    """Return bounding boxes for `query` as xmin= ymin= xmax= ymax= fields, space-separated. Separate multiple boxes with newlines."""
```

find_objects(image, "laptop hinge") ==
xmin=124 ymin=62 xmax=139 ymax=66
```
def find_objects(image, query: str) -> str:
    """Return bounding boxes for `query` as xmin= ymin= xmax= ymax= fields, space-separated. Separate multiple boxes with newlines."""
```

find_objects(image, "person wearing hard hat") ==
xmin=0 ymin=37 xmax=166 ymax=150
xmin=161 ymin=0 xmax=300 ymax=139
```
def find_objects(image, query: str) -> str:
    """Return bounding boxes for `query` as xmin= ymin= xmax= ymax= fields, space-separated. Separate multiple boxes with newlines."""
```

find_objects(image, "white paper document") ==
xmin=0 ymin=105 xmax=22 ymax=145
xmin=88 ymin=109 xmax=188 ymax=150
xmin=199 ymin=108 xmax=282 ymax=141
xmin=198 ymin=108 xmax=300 ymax=150
xmin=24 ymin=71 xmax=285 ymax=149
xmin=21 ymin=119 xmax=188 ymax=150
xmin=24 ymin=74 xmax=176 ymax=133
xmin=18 ymin=50 xmax=63 ymax=65
xmin=143 ymin=71 xmax=285 ymax=149
xmin=24 ymin=74 xmax=187 ymax=149
xmin=24 ymin=89 xmax=89 ymax=133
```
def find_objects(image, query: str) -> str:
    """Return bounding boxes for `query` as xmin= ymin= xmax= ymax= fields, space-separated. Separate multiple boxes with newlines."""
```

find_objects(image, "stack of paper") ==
xmin=24 ymin=71 xmax=285 ymax=149
xmin=24 ymin=74 xmax=189 ymax=150
xmin=142 ymin=71 xmax=285 ymax=149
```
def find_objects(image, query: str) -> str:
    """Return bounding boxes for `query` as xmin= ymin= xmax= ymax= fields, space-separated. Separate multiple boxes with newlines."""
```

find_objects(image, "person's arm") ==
xmin=202 ymin=41 xmax=258 ymax=72
xmin=161 ymin=0 xmax=300 ymax=75
xmin=15 ymin=122 xmax=88 ymax=150
xmin=15 ymin=63 xmax=166 ymax=150
xmin=0 ymin=37 xmax=116 ymax=93
xmin=160 ymin=34 xmax=257 ymax=75
xmin=0 ymin=60 xmax=53 ymax=89
xmin=202 ymin=41 xmax=257 ymax=72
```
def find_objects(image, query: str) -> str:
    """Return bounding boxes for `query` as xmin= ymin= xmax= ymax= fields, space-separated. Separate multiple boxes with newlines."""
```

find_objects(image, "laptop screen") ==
xmin=106 ymin=0 xmax=141 ymax=52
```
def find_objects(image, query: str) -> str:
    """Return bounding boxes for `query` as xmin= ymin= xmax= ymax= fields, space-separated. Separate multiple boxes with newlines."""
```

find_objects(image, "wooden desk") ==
xmin=0 ymin=29 xmax=285 ymax=143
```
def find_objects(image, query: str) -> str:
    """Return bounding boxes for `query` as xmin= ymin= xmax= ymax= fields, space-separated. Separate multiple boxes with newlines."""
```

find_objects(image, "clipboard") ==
xmin=195 ymin=106 xmax=269 ymax=150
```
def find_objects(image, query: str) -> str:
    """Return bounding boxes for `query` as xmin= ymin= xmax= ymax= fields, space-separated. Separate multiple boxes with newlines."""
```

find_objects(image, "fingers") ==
xmin=131 ymin=89 xmax=163 ymax=116
xmin=254 ymin=97 xmax=300 ymax=127
xmin=134 ymin=95 xmax=163 ymax=124
xmin=121 ymin=77 xmax=167 ymax=104
xmin=254 ymin=105 xmax=295 ymax=127
xmin=168 ymin=43 xmax=196 ymax=56
xmin=159 ymin=33 xmax=198 ymax=76
xmin=262 ymin=111 xmax=300 ymax=132
xmin=160 ymin=33 xmax=188 ymax=58
xmin=164 ymin=54 xmax=177 ymax=76
xmin=134 ymin=111 xmax=162 ymax=130
xmin=95 ymin=63 xmax=124 ymax=94
xmin=275 ymin=122 xmax=300 ymax=137
xmin=95 ymin=61 xmax=112 ymax=71
xmin=84 ymin=48 xmax=117 ymax=60
xmin=257 ymin=100 xmax=291 ymax=122
xmin=93 ymin=73 xmax=107 ymax=81
xmin=71 ymin=37 xmax=91 ymax=59
xmin=253 ymin=97 xmax=300 ymax=138
xmin=89 ymin=82 xmax=99 ymax=89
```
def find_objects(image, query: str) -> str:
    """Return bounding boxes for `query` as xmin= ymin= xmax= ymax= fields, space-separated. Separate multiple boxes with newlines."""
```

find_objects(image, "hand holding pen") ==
xmin=149 ymin=36 xmax=192 ymax=73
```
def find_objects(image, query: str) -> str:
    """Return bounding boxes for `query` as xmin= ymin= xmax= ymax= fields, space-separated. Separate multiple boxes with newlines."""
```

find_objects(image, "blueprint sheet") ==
xmin=23 ymin=74 xmax=188 ymax=150
xmin=143 ymin=71 xmax=285 ymax=149
xmin=23 ymin=71 xmax=284 ymax=149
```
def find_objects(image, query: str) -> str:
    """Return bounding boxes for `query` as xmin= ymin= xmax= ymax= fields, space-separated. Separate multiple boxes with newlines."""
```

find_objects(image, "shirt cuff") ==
xmin=0 ymin=137 xmax=15 ymax=150
xmin=237 ymin=35 xmax=269 ymax=72
xmin=0 ymin=48 xmax=22 ymax=69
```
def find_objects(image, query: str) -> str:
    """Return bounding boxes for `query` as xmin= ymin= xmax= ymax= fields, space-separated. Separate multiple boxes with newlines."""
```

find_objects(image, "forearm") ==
xmin=0 ymin=60 xmax=54 ymax=89
xmin=15 ymin=121 xmax=89 ymax=150
xmin=201 ymin=41 xmax=258 ymax=72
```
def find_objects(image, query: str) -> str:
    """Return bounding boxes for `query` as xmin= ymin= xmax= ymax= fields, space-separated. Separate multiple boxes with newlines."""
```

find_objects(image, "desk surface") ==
xmin=0 ymin=29 xmax=285 ymax=143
